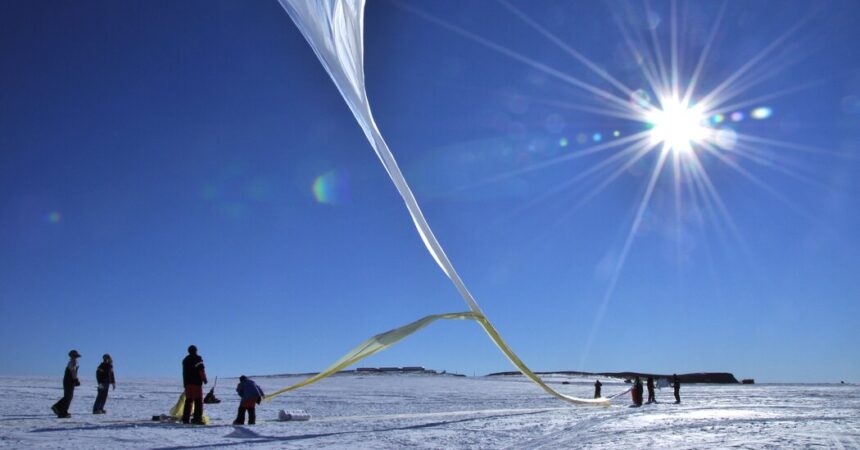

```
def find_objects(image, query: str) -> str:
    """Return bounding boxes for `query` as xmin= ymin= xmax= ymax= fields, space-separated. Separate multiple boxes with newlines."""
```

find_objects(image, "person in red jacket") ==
xmin=181 ymin=345 xmax=208 ymax=424
xmin=646 ymin=376 xmax=656 ymax=404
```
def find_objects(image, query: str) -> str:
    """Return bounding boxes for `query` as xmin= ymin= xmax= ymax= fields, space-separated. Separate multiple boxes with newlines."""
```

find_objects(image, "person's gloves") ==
xmin=74 ymin=380 xmax=80 ymax=387
xmin=256 ymin=397 xmax=262 ymax=405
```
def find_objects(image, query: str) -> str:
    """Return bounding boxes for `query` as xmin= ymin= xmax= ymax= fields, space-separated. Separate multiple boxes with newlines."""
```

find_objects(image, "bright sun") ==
xmin=646 ymin=98 xmax=710 ymax=155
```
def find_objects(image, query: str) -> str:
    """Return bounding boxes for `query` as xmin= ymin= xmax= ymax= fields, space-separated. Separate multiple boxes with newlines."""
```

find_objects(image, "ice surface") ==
xmin=1 ymin=374 xmax=858 ymax=449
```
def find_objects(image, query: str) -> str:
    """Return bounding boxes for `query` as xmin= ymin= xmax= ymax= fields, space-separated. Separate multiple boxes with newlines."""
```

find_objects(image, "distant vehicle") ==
xmin=741 ymin=379 xmax=755 ymax=385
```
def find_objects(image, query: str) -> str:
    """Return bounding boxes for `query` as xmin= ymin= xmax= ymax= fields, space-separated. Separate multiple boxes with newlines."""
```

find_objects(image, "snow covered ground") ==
xmin=1 ymin=373 xmax=858 ymax=449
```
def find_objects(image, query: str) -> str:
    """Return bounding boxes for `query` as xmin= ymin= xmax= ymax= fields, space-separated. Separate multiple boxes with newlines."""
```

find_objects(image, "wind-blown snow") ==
xmin=1 ymin=374 xmax=858 ymax=449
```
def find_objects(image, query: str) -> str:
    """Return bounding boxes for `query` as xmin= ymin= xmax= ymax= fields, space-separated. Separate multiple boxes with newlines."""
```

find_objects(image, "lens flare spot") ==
xmin=730 ymin=111 xmax=744 ymax=122
xmin=592 ymin=132 xmax=603 ymax=142
xmin=47 ymin=211 xmax=62 ymax=223
xmin=750 ymin=107 xmax=773 ymax=120
xmin=630 ymin=89 xmax=652 ymax=108
xmin=711 ymin=114 xmax=725 ymax=124
xmin=559 ymin=137 xmax=569 ymax=147
xmin=312 ymin=170 xmax=349 ymax=205
xmin=613 ymin=130 xmax=621 ymax=137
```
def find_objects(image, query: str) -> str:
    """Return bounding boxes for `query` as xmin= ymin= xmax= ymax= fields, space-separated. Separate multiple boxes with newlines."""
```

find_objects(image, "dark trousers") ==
xmin=674 ymin=388 xmax=681 ymax=403
xmin=234 ymin=406 xmax=256 ymax=425
xmin=53 ymin=384 xmax=74 ymax=416
xmin=93 ymin=385 xmax=109 ymax=413
xmin=181 ymin=397 xmax=203 ymax=424
xmin=647 ymin=387 xmax=655 ymax=403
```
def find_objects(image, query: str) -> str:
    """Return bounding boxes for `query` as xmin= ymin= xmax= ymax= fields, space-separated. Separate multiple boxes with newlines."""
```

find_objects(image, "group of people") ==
xmin=593 ymin=374 xmax=682 ymax=406
xmin=51 ymin=350 xmax=115 ymax=418
xmin=52 ymin=345 xmax=265 ymax=426
xmin=179 ymin=345 xmax=265 ymax=425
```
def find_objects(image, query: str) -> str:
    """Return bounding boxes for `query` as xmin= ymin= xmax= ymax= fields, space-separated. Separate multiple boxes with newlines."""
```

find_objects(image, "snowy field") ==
xmin=1 ymin=373 xmax=858 ymax=449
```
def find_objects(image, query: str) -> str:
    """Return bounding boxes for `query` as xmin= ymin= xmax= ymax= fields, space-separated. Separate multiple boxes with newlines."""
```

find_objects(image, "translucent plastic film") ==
xmin=265 ymin=312 xmax=481 ymax=400
xmin=277 ymin=0 xmax=605 ymax=406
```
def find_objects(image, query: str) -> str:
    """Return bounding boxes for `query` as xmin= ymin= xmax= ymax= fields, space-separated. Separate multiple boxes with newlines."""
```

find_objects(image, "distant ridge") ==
xmin=486 ymin=370 xmax=740 ymax=384
xmin=252 ymin=367 xmax=466 ymax=378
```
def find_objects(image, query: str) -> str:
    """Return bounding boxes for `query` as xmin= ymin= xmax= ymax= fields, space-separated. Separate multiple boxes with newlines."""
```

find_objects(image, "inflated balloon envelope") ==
xmin=269 ymin=0 xmax=607 ymax=406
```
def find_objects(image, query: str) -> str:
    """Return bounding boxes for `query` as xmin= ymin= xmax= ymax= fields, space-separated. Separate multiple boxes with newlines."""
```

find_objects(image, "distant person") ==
xmin=234 ymin=375 xmax=265 ymax=425
xmin=594 ymin=379 xmax=602 ymax=398
xmin=646 ymin=376 xmax=656 ymax=404
xmin=93 ymin=354 xmax=116 ymax=414
xmin=672 ymin=374 xmax=681 ymax=404
xmin=52 ymin=350 xmax=81 ymax=418
xmin=181 ymin=345 xmax=208 ymax=424
xmin=632 ymin=376 xmax=644 ymax=406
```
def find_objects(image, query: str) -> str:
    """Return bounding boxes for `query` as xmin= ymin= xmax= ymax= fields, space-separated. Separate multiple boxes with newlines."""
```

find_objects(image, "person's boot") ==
xmin=233 ymin=407 xmax=246 ymax=425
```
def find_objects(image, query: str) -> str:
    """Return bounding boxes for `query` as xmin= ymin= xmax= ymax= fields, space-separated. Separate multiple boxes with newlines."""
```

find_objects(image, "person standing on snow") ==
xmin=593 ymin=379 xmax=602 ymax=398
xmin=672 ymin=374 xmax=681 ymax=404
xmin=646 ymin=376 xmax=656 ymax=404
xmin=234 ymin=375 xmax=265 ymax=425
xmin=632 ymin=376 xmax=644 ymax=406
xmin=52 ymin=350 xmax=81 ymax=418
xmin=93 ymin=354 xmax=116 ymax=414
xmin=181 ymin=345 xmax=208 ymax=424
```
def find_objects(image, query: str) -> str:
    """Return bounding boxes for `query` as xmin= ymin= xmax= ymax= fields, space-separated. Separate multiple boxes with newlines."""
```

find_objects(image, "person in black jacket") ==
xmin=672 ymin=374 xmax=681 ymax=404
xmin=92 ymin=354 xmax=116 ymax=414
xmin=181 ymin=345 xmax=208 ymax=424
xmin=593 ymin=379 xmax=602 ymax=398
xmin=51 ymin=350 xmax=81 ymax=418
xmin=646 ymin=376 xmax=656 ymax=404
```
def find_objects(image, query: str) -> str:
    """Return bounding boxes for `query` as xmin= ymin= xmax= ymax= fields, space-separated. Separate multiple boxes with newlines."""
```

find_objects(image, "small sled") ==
xmin=203 ymin=389 xmax=221 ymax=404
xmin=278 ymin=409 xmax=310 ymax=421
xmin=203 ymin=377 xmax=221 ymax=404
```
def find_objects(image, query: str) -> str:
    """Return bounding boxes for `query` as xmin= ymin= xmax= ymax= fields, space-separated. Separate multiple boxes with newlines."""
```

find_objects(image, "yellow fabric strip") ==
xmin=265 ymin=312 xmax=609 ymax=406
xmin=265 ymin=312 xmax=480 ymax=399
xmin=169 ymin=393 xmax=210 ymax=424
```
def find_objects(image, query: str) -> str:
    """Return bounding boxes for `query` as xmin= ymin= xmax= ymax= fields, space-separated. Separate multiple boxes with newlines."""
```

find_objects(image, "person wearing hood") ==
xmin=52 ymin=350 xmax=81 ymax=418
xmin=93 ymin=354 xmax=116 ymax=414
xmin=234 ymin=375 xmax=265 ymax=425
xmin=593 ymin=379 xmax=602 ymax=398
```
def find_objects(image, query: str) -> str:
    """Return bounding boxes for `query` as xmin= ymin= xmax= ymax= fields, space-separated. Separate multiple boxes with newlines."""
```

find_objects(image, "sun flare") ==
xmin=645 ymin=97 xmax=711 ymax=155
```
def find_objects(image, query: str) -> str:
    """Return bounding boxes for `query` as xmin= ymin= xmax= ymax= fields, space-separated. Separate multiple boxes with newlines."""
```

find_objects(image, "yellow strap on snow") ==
xmin=274 ymin=0 xmax=607 ymax=406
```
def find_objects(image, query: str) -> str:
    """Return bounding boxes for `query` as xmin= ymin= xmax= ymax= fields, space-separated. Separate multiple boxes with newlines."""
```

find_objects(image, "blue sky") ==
xmin=1 ymin=0 xmax=859 ymax=383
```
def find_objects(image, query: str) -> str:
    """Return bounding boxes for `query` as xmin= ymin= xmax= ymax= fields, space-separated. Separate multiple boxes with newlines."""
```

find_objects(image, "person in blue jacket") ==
xmin=234 ymin=375 xmax=265 ymax=425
